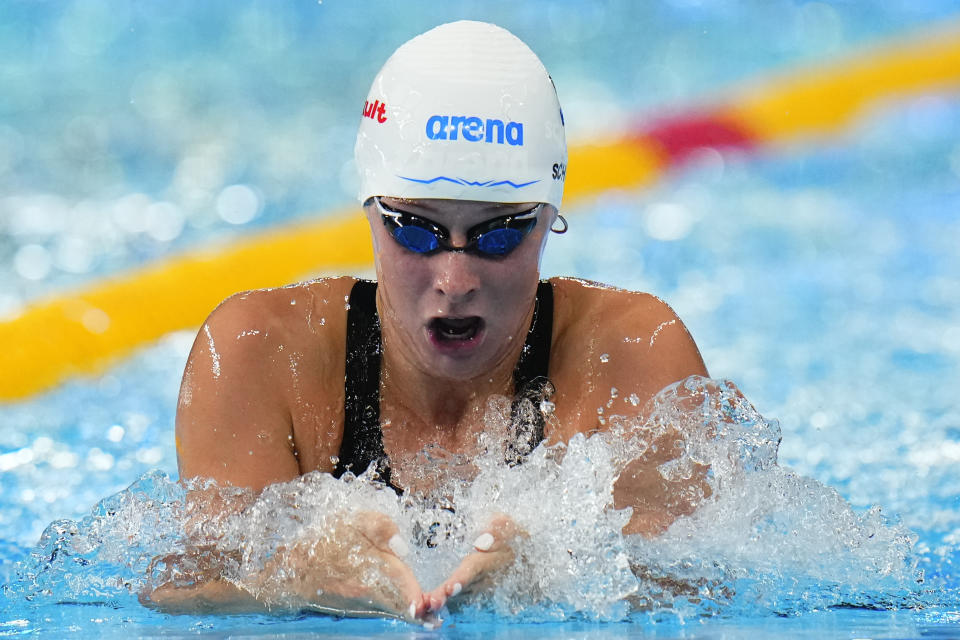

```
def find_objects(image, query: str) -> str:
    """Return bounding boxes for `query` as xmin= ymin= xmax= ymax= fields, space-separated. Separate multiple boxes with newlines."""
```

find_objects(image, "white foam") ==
xmin=11 ymin=377 xmax=927 ymax=621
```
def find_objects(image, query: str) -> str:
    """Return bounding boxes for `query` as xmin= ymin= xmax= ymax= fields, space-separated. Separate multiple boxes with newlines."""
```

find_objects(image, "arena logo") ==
xmin=425 ymin=115 xmax=523 ymax=145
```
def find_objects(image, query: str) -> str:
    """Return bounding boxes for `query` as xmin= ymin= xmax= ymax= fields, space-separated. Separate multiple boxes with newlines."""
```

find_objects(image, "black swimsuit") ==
xmin=333 ymin=279 xmax=554 ymax=491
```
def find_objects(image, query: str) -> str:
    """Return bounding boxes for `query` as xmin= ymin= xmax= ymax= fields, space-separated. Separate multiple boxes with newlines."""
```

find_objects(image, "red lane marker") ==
xmin=636 ymin=111 xmax=759 ymax=167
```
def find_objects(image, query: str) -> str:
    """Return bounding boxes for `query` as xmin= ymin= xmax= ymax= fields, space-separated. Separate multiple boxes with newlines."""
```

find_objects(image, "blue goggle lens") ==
xmin=475 ymin=228 xmax=525 ymax=255
xmin=392 ymin=225 xmax=440 ymax=253
xmin=376 ymin=197 xmax=541 ymax=258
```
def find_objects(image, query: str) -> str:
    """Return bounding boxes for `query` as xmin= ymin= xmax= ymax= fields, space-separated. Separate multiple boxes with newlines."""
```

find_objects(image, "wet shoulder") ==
xmin=547 ymin=277 xmax=707 ymax=437
xmin=202 ymin=276 xmax=356 ymax=382
xmin=550 ymin=276 xmax=686 ymax=347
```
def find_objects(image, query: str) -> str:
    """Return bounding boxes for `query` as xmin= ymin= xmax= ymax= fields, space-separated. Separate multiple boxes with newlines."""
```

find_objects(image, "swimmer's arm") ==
xmin=597 ymin=290 xmax=710 ymax=536
xmin=612 ymin=428 xmax=712 ymax=536
xmin=140 ymin=571 xmax=262 ymax=614
xmin=150 ymin=296 xmax=302 ymax=609
xmin=175 ymin=292 xmax=301 ymax=491
xmin=140 ymin=510 xmax=434 ymax=622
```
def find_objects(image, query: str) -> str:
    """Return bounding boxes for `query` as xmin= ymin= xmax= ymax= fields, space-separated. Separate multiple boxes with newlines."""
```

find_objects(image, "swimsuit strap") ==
xmin=334 ymin=279 xmax=396 ymax=488
xmin=334 ymin=279 xmax=554 ymax=488
xmin=507 ymin=280 xmax=554 ymax=463
xmin=512 ymin=281 xmax=554 ymax=388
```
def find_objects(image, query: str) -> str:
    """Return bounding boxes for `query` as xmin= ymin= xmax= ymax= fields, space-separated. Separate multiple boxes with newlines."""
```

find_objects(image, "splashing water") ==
xmin=5 ymin=377 xmax=930 ymax=622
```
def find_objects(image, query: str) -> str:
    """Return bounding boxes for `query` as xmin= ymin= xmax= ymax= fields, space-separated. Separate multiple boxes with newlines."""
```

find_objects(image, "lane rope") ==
xmin=3 ymin=20 xmax=960 ymax=402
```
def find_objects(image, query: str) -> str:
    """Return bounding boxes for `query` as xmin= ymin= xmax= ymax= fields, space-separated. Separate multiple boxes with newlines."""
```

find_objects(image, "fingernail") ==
xmin=451 ymin=582 xmax=462 ymax=597
xmin=389 ymin=534 xmax=409 ymax=558
xmin=423 ymin=622 xmax=436 ymax=630
xmin=473 ymin=532 xmax=494 ymax=551
xmin=409 ymin=601 xmax=417 ymax=619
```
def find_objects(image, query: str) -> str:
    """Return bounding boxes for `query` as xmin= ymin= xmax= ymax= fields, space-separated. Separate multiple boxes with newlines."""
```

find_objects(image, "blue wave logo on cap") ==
xmin=425 ymin=115 xmax=524 ymax=145
xmin=397 ymin=175 xmax=539 ymax=189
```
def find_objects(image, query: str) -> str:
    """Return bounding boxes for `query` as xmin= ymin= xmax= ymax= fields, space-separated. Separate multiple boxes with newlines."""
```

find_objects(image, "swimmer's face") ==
xmin=365 ymin=197 xmax=554 ymax=381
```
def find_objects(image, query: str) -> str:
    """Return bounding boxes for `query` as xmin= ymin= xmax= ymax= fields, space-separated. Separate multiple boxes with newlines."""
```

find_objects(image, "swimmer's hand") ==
xmin=425 ymin=513 xmax=524 ymax=613
xmin=140 ymin=510 xmax=438 ymax=626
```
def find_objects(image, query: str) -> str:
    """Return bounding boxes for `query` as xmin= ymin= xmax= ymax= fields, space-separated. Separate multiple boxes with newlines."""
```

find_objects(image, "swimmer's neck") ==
xmin=379 ymin=350 xmax=516 ymax=440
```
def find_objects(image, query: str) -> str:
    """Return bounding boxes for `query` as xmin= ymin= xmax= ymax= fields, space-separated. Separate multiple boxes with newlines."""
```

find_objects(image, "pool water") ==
xmin=2 ymin=1 xmax=960 ymax=637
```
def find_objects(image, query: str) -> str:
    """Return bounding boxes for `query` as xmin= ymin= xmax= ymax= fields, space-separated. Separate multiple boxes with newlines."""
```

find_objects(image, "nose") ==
xmin=432 ymin=250 xmax=481 ymax=304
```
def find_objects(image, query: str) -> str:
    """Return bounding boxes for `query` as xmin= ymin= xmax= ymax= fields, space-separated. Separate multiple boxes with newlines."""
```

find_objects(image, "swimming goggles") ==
xmin=375 ymin=196 xmax=543 ymax=257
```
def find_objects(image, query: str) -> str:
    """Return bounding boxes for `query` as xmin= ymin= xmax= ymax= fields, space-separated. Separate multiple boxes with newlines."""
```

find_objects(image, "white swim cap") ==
xmin=355 ymin=21 xmax=566 ymax=209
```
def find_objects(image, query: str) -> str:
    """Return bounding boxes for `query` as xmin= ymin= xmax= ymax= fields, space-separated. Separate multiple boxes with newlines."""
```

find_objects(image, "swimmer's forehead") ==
xmin=380 ymin=197 xmax=540 ymax=217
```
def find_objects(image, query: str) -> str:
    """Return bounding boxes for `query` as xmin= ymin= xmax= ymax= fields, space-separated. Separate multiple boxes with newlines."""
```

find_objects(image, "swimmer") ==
xmin=141 ymin=21 xmax=709 ymax=623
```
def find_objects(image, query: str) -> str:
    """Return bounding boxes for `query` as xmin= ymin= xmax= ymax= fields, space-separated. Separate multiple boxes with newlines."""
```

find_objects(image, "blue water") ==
xmin=2 ymin=1 xmax=960 ymax=637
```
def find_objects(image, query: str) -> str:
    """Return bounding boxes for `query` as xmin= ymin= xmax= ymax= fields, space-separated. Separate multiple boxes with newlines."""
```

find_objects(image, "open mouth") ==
xmin=428 ymin=316 xmax=484 ymax=343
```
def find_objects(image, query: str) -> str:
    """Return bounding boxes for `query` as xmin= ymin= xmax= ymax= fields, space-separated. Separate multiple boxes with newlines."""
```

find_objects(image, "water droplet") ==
xmin=628 ymin=393 xmax=640 ymax=406
xmin=610 ymin=387 xmax=619 ymax=398
xmin=599 ymin=353 xmax=610 ymax=363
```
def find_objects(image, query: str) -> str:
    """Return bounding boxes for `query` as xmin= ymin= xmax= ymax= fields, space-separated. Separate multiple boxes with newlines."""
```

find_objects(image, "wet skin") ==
xmin=152 ymin=198 xmax=709 ymax=623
